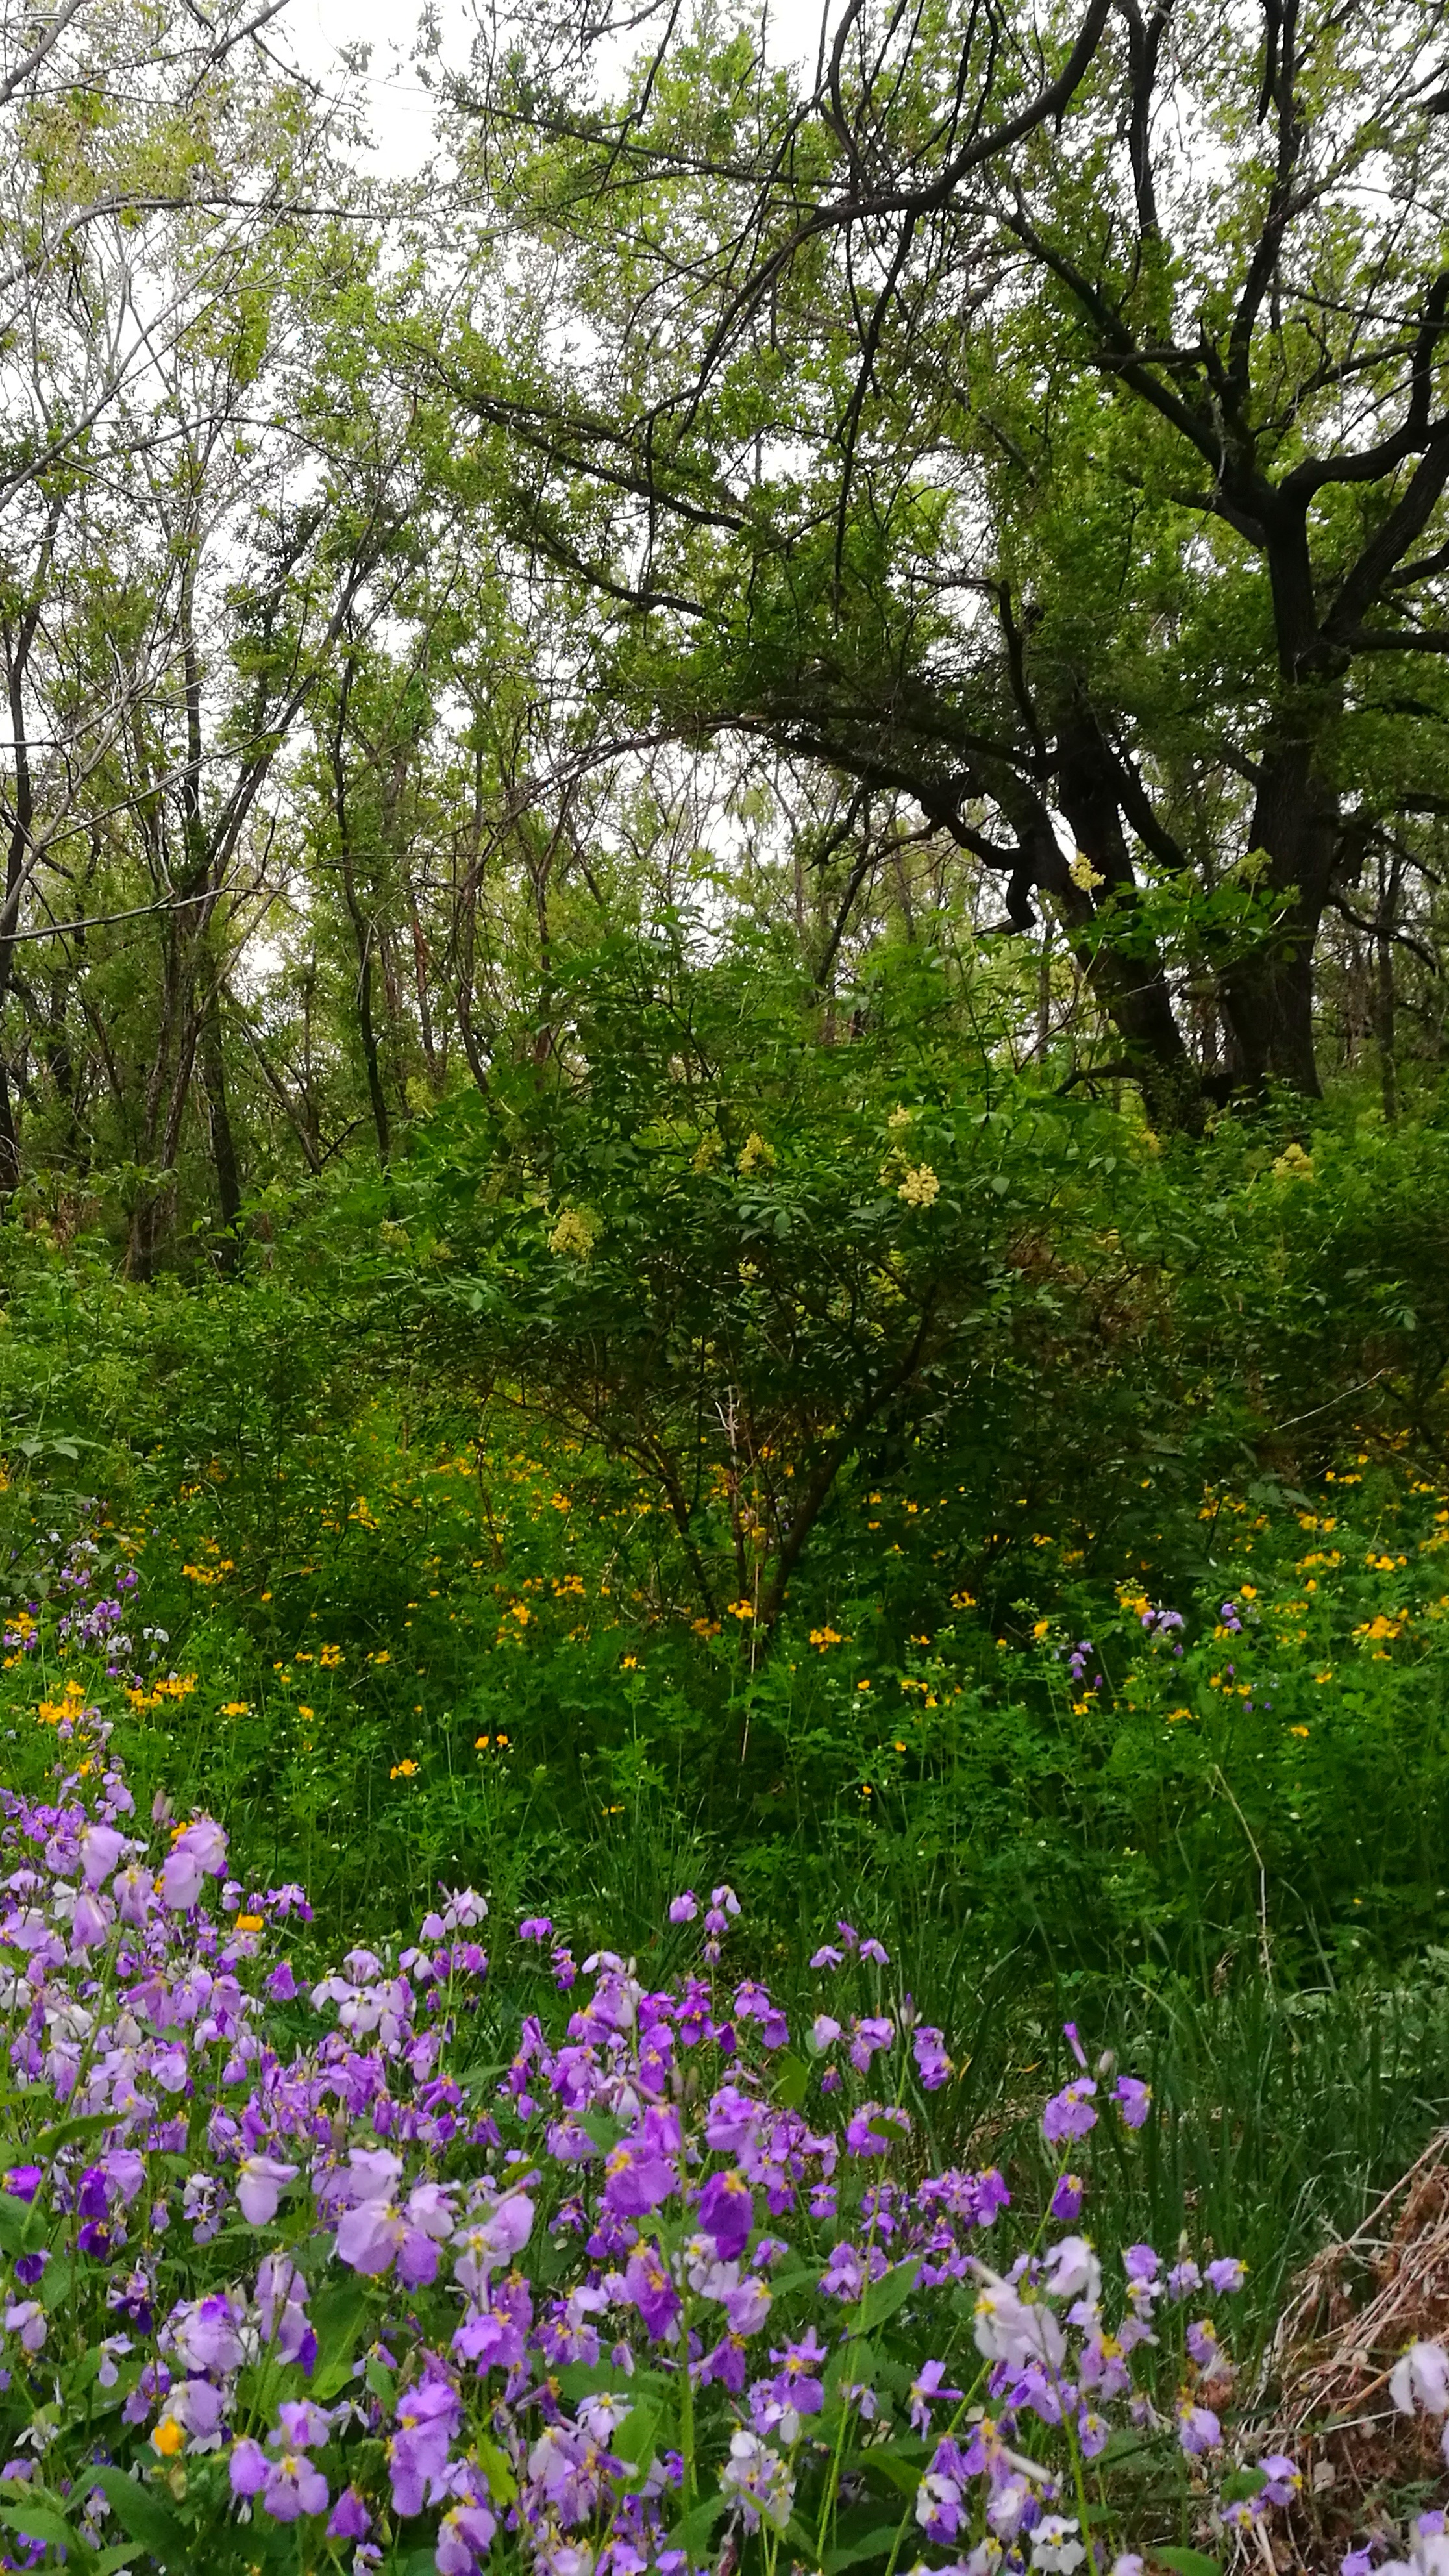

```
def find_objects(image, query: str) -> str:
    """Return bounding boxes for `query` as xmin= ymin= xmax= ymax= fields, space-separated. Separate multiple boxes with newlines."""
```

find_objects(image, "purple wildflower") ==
xmin=1042 ymin=2077 xmax=1098 ymax=2144
xmin=1115 ymin=2075 xmax=1152 ymax=2128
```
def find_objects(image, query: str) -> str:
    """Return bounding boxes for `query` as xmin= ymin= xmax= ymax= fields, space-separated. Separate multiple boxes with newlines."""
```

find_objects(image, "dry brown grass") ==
xmin=1247 ymin=2133 xmax=1449 ymax=2567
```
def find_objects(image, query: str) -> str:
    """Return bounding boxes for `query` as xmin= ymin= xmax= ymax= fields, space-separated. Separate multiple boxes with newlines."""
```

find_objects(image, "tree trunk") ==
xmin=198 ymin=970 xmax=243 ymax=1259
xmin=331 ymin=669 xmax=391 ymax=1174
xmin=1051 ymin=705 xmax=1206 ymax=1131
xmin=1216 ymin=717 xmax=1339 ymax=1093
xmin=0 ymin=499 xmax=64 ymax=1201
xmin=1375 ymin=845 xmax=1403 ymax=1122
xmin=1217 ymin=508 xmax=1346 ymax=1094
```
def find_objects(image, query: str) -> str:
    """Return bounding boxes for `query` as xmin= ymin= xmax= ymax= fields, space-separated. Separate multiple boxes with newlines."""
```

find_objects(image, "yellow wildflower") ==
xmin=549 ymin=1207 xmax=601 ymax=1261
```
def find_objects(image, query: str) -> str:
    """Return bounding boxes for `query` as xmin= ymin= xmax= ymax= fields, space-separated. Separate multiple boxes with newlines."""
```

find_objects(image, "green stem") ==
xmin=677 ymin=2264 xmax=697 ymax=2519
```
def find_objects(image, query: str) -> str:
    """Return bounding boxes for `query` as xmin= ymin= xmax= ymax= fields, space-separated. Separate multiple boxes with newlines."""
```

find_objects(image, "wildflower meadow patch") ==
xmin=0 ymin=1697 xmax=1398 ymax=2576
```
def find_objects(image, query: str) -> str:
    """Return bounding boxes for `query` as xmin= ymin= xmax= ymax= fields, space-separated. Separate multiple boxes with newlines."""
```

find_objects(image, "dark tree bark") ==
xmin=331 ymin=663 xmax=392 ymax=1176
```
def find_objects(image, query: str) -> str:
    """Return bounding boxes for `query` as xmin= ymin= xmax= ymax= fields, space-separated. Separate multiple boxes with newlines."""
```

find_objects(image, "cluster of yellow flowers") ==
xmin=37 ymin=1678 xmax=88 ymax=1727
xmin=549 ymin=1206 xmax=602 ymax=1261
xmin=125 ymin=1674 xmax=197 ymax=1711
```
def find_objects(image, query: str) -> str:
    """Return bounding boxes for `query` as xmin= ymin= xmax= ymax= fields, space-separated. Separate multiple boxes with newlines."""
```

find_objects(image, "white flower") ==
xmin=1043 ymin=2235 xmax=1100 ymax=2305
xmin=973 ymin=2273 xmax=1067 ymax=2371
xmin=1391 ymin=2340 xmax=1449 ymax=2416
xmin=986 ymin=2478 xmax=1031 ymax=2540
xmin=1032 ymin=2516 xmax=1086 ymax=2572
xmin=915 ymin=2471 xmax=963 ymax=2532
xmin=720 ymin=2429 xmax=794 ymax=2531
xmin=1383 ymin=2529 xmax=1449 ymax=2576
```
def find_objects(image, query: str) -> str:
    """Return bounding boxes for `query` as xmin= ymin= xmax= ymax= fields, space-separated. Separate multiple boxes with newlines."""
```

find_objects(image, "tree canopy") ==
xmin=0 ymin=0 xmax=1446 ymax=1263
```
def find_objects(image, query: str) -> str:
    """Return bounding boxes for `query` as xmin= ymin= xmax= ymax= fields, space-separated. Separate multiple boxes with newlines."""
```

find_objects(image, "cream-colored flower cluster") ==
xmin=548 ymin=1206 xmax=602 ymax=1259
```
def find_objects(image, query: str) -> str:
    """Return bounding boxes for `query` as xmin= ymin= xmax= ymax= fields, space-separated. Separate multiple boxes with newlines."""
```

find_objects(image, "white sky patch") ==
xmin=283 ymin=0 xmax=462 ymax=175
xmin=286 ymin=0 xmax=829 ymax=177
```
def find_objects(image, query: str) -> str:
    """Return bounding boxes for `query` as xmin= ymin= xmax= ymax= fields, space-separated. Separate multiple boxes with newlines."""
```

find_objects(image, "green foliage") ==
xmin=2 ymin=993 xmax=1448 ymax=2007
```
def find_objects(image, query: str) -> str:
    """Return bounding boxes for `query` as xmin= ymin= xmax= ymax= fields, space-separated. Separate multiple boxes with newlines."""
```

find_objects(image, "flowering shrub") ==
xmin=0 ymin=1708 xmax=1409 ymax=2576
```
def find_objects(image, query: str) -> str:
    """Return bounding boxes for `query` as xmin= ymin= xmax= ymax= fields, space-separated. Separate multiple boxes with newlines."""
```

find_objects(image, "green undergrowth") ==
xmin=1 ymin=1091 xmax=1448 ymax=2344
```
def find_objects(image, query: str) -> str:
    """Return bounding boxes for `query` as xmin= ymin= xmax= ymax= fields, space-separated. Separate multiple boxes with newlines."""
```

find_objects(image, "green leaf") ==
xmin=824 ymin=2336 xmax=880 ymax=2398
xmin=475 ymin=2434 xmax=518 ymax=2507
xmin=89 ymin=2465 xmax=188 ymax=2562
xmin=577 ymin=2110 xmax=626 ymax=2154
xmin=1152 ymin=2551 xmax=1221 ymax=2576
xmin=824 ymin=2522 xmax=902 ymax=2573
xmin=310 ymin=2275 xmax=371 ymax=2399
xmin=612 ymin=2400 xmax=660 ymax=2479
xmin=1095 ymin=2428 xmax=1153 ymax=2466
xmin=840 ymin=2446 xmax=923 ymax=2499
xmin=0 ymin=2502 xmax=82 ymax=2557
xmin=0 ymin=2191 xmax=42 ymax=2257
xmin=37 ymin=2252 xmax=73 ymax=2310
xmin=25 ymin=2112 xmax=117 ymax=2162
xmin=94 ymin=2549 xmax=143 ymax=2575
xmin=850 ymin=2258 xmax=921 ymax=2336
xmin=555 ymin=2360 xmax=667 ymax=2404
xmin=1219 ymin=2467 xmax=1267 ymax=2504
xmin=669 ymin=2493 xmax=726 ymax=2556
xmin=771 ymin=2052 xmax=810 ymax=2111
xmin=760 ymin=2262 xmax=817 ymax=2301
